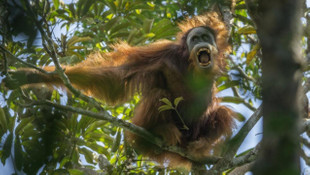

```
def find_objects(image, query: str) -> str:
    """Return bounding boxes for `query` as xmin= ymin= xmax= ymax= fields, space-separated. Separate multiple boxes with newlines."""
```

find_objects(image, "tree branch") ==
xmin=301 ymin=119 xmax=310 ymax=133
xmin=224 ymin=105 xmax=262 ymax=159
xmin=205 ymin=143 xmax=260 ymax=175
xmin=0 ymin=45 xmax=48 ymax=74
xmin=22 ymin=99 xmax=222 ymax=164
xmin=22 ymin=0 xmax=104 ymax=111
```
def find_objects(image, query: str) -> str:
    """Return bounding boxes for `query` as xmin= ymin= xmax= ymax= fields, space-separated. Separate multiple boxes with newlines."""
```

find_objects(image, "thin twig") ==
xmin=227 ymin=55 xmax=257 ymax=83
xmin=23 ymin=1 xmax=104 ymax=110
xmin=0 ymin=45 xmax=48 ymax=74
xmin=232 ymin=87 xmax=257 ymax=111
xmin=233 ymin=65 xmax=256 ymax=83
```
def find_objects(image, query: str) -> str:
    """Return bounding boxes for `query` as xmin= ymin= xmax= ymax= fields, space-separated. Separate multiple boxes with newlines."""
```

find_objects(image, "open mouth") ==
xmin=196 ymin=48 xmax=211 ymax=67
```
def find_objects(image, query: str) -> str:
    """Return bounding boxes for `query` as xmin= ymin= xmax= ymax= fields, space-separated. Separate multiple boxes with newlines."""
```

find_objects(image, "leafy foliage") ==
xmin=0 ymin=0 xmax=309 ymax=174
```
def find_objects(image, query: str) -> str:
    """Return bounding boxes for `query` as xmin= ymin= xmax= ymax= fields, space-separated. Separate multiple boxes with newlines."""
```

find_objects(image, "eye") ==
xmin=191 ymin=36 xmax=198 ymax=42
xmin=202 ymin=34 xmax=210 ymax=41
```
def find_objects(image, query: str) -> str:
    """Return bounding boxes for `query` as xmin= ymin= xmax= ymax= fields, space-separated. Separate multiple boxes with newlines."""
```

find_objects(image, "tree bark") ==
xmin=249 ymin=0 xmax=304 ymax=174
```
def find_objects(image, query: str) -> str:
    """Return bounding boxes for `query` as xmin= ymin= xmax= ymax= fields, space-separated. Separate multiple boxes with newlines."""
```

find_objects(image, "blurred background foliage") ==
xmin=0 ymin=0 xmax=309 ymax=174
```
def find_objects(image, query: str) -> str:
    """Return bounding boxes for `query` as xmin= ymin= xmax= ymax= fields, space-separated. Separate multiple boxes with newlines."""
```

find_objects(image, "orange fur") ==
xmin=6 ymin=12 xmax=234 ymax=169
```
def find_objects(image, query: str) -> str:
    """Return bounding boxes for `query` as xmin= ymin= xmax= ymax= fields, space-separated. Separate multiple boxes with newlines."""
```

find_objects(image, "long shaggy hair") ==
xmin=9 ymin=12 xmax=234 ymax=170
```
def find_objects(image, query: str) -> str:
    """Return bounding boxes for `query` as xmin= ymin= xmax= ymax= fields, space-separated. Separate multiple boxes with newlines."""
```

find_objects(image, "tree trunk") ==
xmin=250 ymin=0 xmax=303 ymax=174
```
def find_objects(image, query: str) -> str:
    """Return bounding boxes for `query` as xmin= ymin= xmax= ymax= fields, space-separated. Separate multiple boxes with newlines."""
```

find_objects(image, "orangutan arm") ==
xmin=3 ymin=57 xmax=171 ymax=104
xmin=4 ymin=65 xmax=130 ymax=103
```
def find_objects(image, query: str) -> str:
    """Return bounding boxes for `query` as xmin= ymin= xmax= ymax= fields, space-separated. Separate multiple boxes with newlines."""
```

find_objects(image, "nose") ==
xmin=197 ymin=36 xmax=204 ymax=43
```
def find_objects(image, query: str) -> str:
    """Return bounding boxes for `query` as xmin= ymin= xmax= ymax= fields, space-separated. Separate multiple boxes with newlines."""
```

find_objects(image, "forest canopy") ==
xmin=0 ymin=0 xmax=309 ymax=174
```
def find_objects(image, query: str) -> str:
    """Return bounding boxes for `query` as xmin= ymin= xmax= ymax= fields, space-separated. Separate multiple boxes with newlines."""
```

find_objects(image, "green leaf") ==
xmin=85 ymin=120 xmax=107 ymax=134
xmin=84 ymin=131 xmax=113 ymax=142
xmin=158 ymin=105 xmax=174 ymax=112
xmin=113 ymin=1 xmax=119 ymax=8
xmin=166 ymin=12 xmax=172 ymax=18
xmin=233 ymin=112 xmax=246 ymax=122
xmin=111 ymin=129 xmax=121 ymax=152
xmin=77 ymin=117 xmax=96 ymax=132
xmin=151 ymin=19 xmax=177 ymax=39
xmin=127 ymin=29 xmax=138 ymax=44
xmin=144 ymin=33 xmax=155 ymax=38
xmin=68 ymin=3 xmax=76 ymax=18
xmin=104 ymin=1 xmax=116 ymax=13
xmin=143 ymin=19 xmax=154 ymax=33
xmin=76 ymin=0 xmax=84 ymax=17
xmin=104 ymin=16 xmax=121 ymax=30
xmin=51 ymin=90 xmax=60 ymax=101
xmin=52 ymin=169 xmax=70 ymax=174
xmin=56 ymin=9 xmax=68 ymax=16
xmin=14 ymin=135 xmax=23 ymax=170
xmin=68 ymin=46 xmax=85 ymax=50
xmin=106 ymin=13 xmax=114 ymax=20
xmin=81 ymin=0 xmax=94 ymax=16
xmin=0 ymin=108 xmax=8 ymax=132
xmin=246 ymin=44 xmax=260 ymax=64
xmin=110 ymin=21 xmax=131 ymax=34
xmin=79 ymin=147 xmax=94 ymax=164
xmin=174 ymin=97 xmax=184 ymax=108
xmin=110 ymin=31 xmax=130 ymax=39
xmin=236 ymin=148 xmax=254 ymax=157
xmin=67 ymin=36 xmax=92 ymax=47
xmin=221 ymin=96 xmax=244 ymax=104
xmin=22 ymin=124 xmax=37 ymax=138
xmin=53 ymin=0 xmax=59 ymax=10
xmin=86 ymin=142 xmax=110 ymax=157
xmin=68 ymin=169 xmax=84 ymax=175
xmin=217 ymin=80 xmax=240 ymax=91
xmin=135 ymin=9 xmax=142 ymax=14
xmin=159 ymin=98 xmax=172 ymax=107
xmin=59 ymin=156 xmax=70 ymax=168
xmin=1 ymin=133 xmax=13 ymax=165
xmin=237 ymin=26 xmax=256 ymax=35
xmin=15 ymin=117 xmax=35 ymax=135
xmin=147 ymin=2 xmax=155 ymax=8
xmin=72 ymin=148 xmax=80 ymax=163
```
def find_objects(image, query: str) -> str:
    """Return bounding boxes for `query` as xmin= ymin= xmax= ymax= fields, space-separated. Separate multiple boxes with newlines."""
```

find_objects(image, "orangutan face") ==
xmin=186 ymin=27 xmax=218 ymax=70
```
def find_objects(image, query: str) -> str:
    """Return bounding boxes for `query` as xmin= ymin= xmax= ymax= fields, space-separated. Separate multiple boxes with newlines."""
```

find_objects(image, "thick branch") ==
xmin=206 ymin=143 xmax=260 ymax=175
xmin=208 ymin=105 xmax=262 ymax=173
xmin=224 ymin=105 xmax=262 ymax=159
xmin=28 ymin=99 xmax=221 ymax=164
xmin=231 ymin=143 xmax=260 ymax=168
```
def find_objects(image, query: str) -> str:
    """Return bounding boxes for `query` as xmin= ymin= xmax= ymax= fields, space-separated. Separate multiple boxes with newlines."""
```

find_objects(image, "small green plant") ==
xmin=158 ymin=97 xmax=189 ymax=130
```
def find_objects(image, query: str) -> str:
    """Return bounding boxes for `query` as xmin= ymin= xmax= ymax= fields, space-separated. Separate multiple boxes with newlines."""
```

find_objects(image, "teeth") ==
xmin=199 ymin=62 xmax=211 ymax=66
xmin=196 ymin=48 xmax=212 ymax=67
xmin=197 ymin=48 xmax=211 ymax=56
